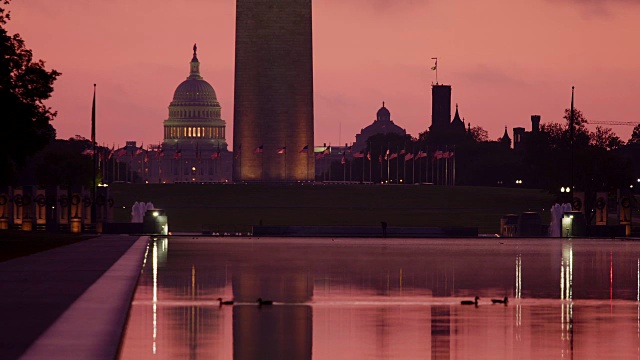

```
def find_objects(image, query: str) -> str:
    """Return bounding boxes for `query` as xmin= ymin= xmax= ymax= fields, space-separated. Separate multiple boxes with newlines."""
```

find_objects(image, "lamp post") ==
xmin=561 ymin=186 xmax=571 ymax=204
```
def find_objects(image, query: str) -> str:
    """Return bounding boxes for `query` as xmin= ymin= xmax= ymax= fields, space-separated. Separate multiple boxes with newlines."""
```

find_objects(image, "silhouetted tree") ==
xmin=591 ymin=126 xmax=624 ymax=151
xmin=0 ymin=0 xmax=60 ymax=184
xmin=469 ymin=126 xmax=488 ymax=142
xmin=563 ymin=108 xmax=590 ymax=148
xmin=628 ymin=124 xmax=640 ymax=145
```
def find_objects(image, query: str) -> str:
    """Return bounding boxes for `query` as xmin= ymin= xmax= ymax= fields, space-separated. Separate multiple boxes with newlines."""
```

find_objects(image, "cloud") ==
xmin=319 ymin=0 xmax=428 ymax=14
xmin=547 ymin=0 xmax=640 ymax=16
xmin=456 ymin=65 xmax=531 ymax=87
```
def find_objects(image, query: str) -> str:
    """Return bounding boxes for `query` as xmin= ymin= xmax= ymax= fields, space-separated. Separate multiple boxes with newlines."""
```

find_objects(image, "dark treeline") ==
xmin=14 ymin=137 xmax=140 ymax=187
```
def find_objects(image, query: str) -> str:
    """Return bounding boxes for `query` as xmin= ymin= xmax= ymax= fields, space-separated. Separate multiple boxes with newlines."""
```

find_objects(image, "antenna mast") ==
xmin=431 ymin=58 xmax=438 ymax=84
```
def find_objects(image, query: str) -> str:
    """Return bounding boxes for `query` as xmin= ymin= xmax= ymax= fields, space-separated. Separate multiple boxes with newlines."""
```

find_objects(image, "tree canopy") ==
xmin=0 ymin=0 xmax=60 ymax=184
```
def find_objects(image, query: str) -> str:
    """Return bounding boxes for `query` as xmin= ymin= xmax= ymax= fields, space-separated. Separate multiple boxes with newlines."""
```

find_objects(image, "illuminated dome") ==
xmin=171 ymin=79 xmax=218 ymax=105
xmin=163 ymin=44 xmax=227 ymax=150
xmin=170 ymin=45 xmax=220 ymax=107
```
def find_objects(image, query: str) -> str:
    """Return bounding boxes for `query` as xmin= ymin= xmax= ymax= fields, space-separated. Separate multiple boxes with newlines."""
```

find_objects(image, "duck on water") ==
xmin=461 ymin=296 xmax=479 ymax=306
xmin=257 ymin=298 xmax=273 ymax=305
xmin=217 ymin=298 xmax=234 ymax=306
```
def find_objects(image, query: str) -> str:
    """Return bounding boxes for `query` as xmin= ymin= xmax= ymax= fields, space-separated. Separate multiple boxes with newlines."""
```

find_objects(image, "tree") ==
xmin=0 ymin=0 xmax=60 ymax=184
xmin=591 ymin=126 xmax=624 ymax=151
xmin=562 ymin=108 xmax=590 ymax=147
xmin=629 ymin=124 xmax=640 ymax=145
xmin=469 ymin=126 xmax=488 ymax=143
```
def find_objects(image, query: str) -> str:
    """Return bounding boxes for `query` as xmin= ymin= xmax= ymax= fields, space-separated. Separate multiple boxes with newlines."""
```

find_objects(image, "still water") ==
xmin=119 ymin=237 xmax=640 ymax=359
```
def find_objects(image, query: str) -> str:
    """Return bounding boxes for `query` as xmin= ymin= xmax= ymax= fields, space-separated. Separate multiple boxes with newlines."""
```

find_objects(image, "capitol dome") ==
xmin=171 ymin=79 xmax=218 ymax=105
xmin=163 ymin=44 xmax=227 ymax=151
xmin=170 ymin=45 xmax=220 ymax=107
xmin=376 ymin=102 xmax=391 ymax=122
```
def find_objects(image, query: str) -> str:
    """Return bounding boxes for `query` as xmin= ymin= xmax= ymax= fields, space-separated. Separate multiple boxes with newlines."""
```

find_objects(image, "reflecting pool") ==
xmin=119 ymin=237 xmax=640 ymax=359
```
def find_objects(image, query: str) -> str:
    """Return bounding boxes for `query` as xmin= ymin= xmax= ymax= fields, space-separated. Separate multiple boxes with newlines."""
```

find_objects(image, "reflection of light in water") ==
xmin=141 ymin=243 xmax=150 ymax=274
xmin=399 ymin=268 xmax=403 ymax=294
xmin=561 ymin=242 xmax=573 ymax=300
xmin=153 ymin=241 xmax=157 ymax=354
xmin=561 ymin=301 xmax=573 ymax=357
xmin=514 ymin=255 xmax=522 ymax=340
xmin=515 ymin=303 xmax=522 ymax=340
xmin=560 ymin=242 xmax=574 ymax=357
xmin=515 ymin=254 xmax=522 ymax=299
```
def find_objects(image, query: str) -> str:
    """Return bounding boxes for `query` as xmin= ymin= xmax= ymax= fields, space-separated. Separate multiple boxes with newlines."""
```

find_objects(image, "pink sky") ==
xmin=7 ymin=0 xmax=640 ymax=148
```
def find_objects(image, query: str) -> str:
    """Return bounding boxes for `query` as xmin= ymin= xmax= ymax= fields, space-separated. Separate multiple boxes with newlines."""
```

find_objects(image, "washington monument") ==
xmin=232 ymin=0 xmax=315 ymax=182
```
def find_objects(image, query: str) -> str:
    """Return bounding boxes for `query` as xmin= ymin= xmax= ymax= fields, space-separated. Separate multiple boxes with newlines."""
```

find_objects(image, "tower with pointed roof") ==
xmin=500 ymin=126 xmax=512 ymax=148
xmin=450 ymin=104 xmax=466 ymax=133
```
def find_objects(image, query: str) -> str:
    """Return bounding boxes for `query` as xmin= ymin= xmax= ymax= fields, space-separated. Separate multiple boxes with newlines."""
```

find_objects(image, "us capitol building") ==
xmin=118 ymin=45 xmax=232 ymax=183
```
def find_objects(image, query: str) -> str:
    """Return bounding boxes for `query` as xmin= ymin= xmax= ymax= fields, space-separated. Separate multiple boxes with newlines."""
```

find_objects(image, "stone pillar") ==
xmin=12 ymin=188 xmax=23 ymax=229
xmin=0 ymin=186 xmax=10 ymax=230
xmin=34 ymin=188 xmax=47 ymax=230
xmin=82 ymin=188 xmax=92 ymax=232
xmin=21 ymin=186 xmax=34 ymax=231
xmin=57 ymin=187 xmax=70 ymax=231
xmin=69 ymin=189 xmax=83 ymax=233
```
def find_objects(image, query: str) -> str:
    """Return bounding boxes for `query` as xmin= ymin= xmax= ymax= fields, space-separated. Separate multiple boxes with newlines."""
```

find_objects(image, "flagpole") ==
xmin=446 ymin=155 xmax=450 ymax=186
xmin=570 ymin=86 xmax=575 ymax=194
xmin=453 ymin=146 xmax=456 ymax=186
xmin=431 ymin=57 xmax=438 ymax=84
xmin=386 ymin=144 xmax=390 ymax=184
xmin=419 ymin=150 xmax=422 ymax=184
xmin=306 ymin=145 xmax=315 ymax=181
xmin=91 ymin=84 xmax=97 ymax=227
xmin=368 ymin=141 xmax=371 ymax=183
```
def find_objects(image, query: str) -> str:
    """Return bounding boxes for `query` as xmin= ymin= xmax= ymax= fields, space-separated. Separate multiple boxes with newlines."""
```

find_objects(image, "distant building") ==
xmin=352 ymin=103 xmax=407 ymax=152
xmin=116 ymin=45 xmax=231 ymax=183
xmin=513 ymin=115 xmax=541 ymax=151
xmin=429 ymin=85 xmax=467 ymax=145
xmin=430 ymin=85 xmax=452 ymax=134
xmin=499 ymin=127 xmax=511 ymax=148
xmin=233 ymin=0 xmax=315 ymax=182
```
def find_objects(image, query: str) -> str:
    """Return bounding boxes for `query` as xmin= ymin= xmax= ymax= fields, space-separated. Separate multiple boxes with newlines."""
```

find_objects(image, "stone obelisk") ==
xmin=232 ymin=0 xmax=315 ymax=182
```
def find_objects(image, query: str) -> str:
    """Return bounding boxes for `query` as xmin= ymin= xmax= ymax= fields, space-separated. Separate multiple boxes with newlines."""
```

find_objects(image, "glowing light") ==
xmin=153 ymin=211 xmax=159 ymax=217
xmin=515 ymin=254 xmax=522 ymax=299
xmin=152 ymin=241 xmax=158 ymax=354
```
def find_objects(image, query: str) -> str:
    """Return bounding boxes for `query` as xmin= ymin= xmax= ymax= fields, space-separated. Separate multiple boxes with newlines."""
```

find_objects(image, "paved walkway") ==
xmin=0 ymin=235 xmax=148 ymax=360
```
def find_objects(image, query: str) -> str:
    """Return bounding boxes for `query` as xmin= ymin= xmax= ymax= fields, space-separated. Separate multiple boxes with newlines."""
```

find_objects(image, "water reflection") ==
xmin=119 ymin=238 xmax=640 ymax=359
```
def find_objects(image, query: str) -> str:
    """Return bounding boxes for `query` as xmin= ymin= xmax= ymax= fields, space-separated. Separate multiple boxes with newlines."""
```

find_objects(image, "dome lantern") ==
xmin=376 ymin=101 xmax=391 ymax=122
xmin=189 ymin=43 xmax=202 ymax=80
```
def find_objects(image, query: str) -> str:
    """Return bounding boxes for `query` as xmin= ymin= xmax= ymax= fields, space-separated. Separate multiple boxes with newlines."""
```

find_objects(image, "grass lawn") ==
xmin=110 ymin=183 xmax=555 ymax=233
xmin=0 ymin=231 xmax=93 ymax=263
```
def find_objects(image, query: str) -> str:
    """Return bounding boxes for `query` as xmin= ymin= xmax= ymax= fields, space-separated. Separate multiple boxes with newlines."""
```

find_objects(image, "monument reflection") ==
xmin=119 ymin=238 xmax=640 ymax=359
